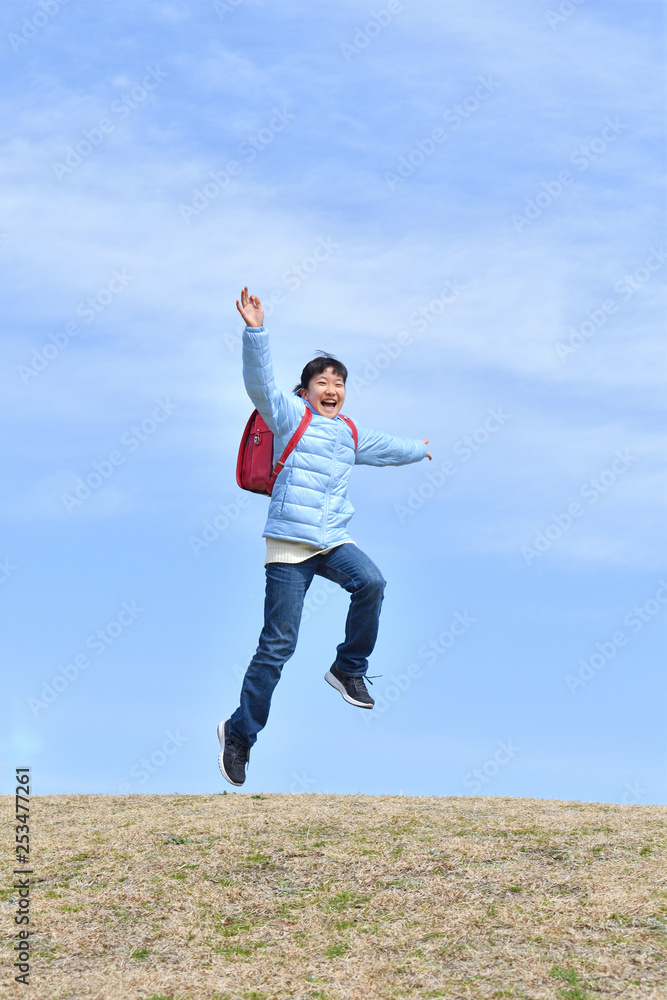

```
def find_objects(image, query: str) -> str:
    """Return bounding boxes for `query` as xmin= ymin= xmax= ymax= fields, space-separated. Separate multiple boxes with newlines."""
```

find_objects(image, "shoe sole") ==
xmin=217 ymin=720 xmax=246 ymax=786
xmin=324 ymin=670 xmax=374 ymax=709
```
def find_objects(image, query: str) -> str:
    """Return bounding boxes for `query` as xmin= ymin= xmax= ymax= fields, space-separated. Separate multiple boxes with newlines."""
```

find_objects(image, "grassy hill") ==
xmin=1 ymin=794 xmax=665 ymax=999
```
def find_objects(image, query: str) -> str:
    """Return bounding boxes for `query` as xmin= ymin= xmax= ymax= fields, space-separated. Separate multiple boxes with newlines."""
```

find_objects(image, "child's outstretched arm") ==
xmin=354 ymin=422 xmax=432 ymax=466
xmin=235 ymin=286 xmax=303 ymax=439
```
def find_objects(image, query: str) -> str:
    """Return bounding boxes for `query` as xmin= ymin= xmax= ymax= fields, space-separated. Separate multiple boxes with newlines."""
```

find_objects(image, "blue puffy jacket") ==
xmin=243 ymin=324 xmax=428 ymax=547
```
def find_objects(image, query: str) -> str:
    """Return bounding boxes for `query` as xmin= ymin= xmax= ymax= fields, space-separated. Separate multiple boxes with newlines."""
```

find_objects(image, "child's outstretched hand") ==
xmin=423 ymin=439 xmax=432 ymax=460
xmin=236 ymin=286 xmax=264 ymax=327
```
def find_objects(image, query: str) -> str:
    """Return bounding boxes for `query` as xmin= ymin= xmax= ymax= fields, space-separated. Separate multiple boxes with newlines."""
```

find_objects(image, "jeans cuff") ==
xmin=333 ymin=663 xmax=365 ymax=677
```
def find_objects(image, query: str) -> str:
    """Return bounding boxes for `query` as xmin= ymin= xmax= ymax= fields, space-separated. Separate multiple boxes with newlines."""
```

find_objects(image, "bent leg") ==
xmin=228 ymin=559 xmax=316 ymax=746
xmin=316 ymin=544 xmax=386 ymax=676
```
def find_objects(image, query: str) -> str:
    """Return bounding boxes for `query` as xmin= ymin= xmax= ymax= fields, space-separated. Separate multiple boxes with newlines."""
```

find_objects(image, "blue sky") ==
xmin=1 ymin=0 xmax=665 ymax=803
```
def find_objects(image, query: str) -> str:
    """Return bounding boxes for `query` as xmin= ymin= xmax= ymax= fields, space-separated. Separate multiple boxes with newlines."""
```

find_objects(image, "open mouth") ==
xmin=321 ymin=399 xmax=338 ymax=411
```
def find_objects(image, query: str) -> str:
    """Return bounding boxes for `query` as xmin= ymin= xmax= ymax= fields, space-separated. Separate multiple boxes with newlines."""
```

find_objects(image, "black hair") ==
xmin=292 ymin=351 xmax=348 ymax=396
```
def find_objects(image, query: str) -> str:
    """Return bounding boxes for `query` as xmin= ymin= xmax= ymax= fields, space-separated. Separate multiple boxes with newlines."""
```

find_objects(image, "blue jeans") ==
xmin=228 ymin=543 xmax=386 ymax=747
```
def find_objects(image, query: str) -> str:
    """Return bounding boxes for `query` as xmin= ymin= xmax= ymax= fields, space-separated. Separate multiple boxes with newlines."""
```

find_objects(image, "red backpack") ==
xmin=236 ymin=407 xmax=358 ymax=496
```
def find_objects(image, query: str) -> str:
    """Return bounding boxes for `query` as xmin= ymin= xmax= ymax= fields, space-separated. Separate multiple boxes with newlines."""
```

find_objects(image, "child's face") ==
xmin=301 ymin=366 xmax=346 ymax=418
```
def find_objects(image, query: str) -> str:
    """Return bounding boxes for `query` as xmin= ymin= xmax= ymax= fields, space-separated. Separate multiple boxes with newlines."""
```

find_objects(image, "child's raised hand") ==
xmin=423 ymin=439 xmax=432 ymax=460
xmin=236 ymin=286 xmax=264 ymax=327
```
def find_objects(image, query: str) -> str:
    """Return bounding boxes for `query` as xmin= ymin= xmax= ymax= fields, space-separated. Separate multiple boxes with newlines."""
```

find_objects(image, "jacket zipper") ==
xmin=279 ymin=468 xmax=290 ymax=515
xmin=321 ymin=421 xmax=341 ymax=546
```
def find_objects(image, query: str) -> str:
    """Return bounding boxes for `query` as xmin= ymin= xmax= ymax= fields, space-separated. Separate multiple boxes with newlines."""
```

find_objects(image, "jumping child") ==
xmin=218 ymin=286 xmax=432 ymax=786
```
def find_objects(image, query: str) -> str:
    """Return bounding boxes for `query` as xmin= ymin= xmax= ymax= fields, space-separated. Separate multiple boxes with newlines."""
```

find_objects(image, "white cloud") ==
xmin=0 ymin=0 xmax=661 ymax=567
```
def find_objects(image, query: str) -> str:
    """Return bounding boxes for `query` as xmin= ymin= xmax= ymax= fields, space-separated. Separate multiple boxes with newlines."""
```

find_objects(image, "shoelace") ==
xmin=227 ymin=738 xmax=250 ymax=764
xmin=352 ymin=673 xmax=381 ymax=688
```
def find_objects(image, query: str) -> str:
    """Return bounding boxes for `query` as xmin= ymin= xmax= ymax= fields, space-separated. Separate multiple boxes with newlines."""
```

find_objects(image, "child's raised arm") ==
xmin=236 ymin=286 xmax=304 ymax=441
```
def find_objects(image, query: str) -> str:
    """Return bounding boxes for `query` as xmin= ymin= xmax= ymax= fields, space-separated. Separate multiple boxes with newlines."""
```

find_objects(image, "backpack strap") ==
xmin=339 ymin=413 xmax=358 ymax=451
xmin=267 ymin=407 xmax=312 ymax=494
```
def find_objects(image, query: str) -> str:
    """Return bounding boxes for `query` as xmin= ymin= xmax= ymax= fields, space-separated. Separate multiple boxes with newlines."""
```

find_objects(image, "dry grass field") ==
xmin=1 ymin=794 xmax=665 ymax=1000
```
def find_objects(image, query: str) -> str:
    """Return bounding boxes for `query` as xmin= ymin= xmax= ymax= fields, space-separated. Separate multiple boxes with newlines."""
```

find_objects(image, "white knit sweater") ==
xmin=264 ymin=537 xmax=356 ymax=567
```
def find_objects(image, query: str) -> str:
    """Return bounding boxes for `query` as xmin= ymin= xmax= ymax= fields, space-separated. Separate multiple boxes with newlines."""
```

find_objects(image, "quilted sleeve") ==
xmin=242 ymin=325 xmax=304 ymax=437
xmin=353 ymin=421 xmax=428 ymax=466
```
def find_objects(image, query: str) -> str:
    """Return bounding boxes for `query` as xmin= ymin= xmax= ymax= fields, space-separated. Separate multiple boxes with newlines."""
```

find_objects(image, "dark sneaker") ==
xmin=324 ymin=665 xmax=380 ymax=709
xmin=217 ymin=719 xmax=251 ymax=786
